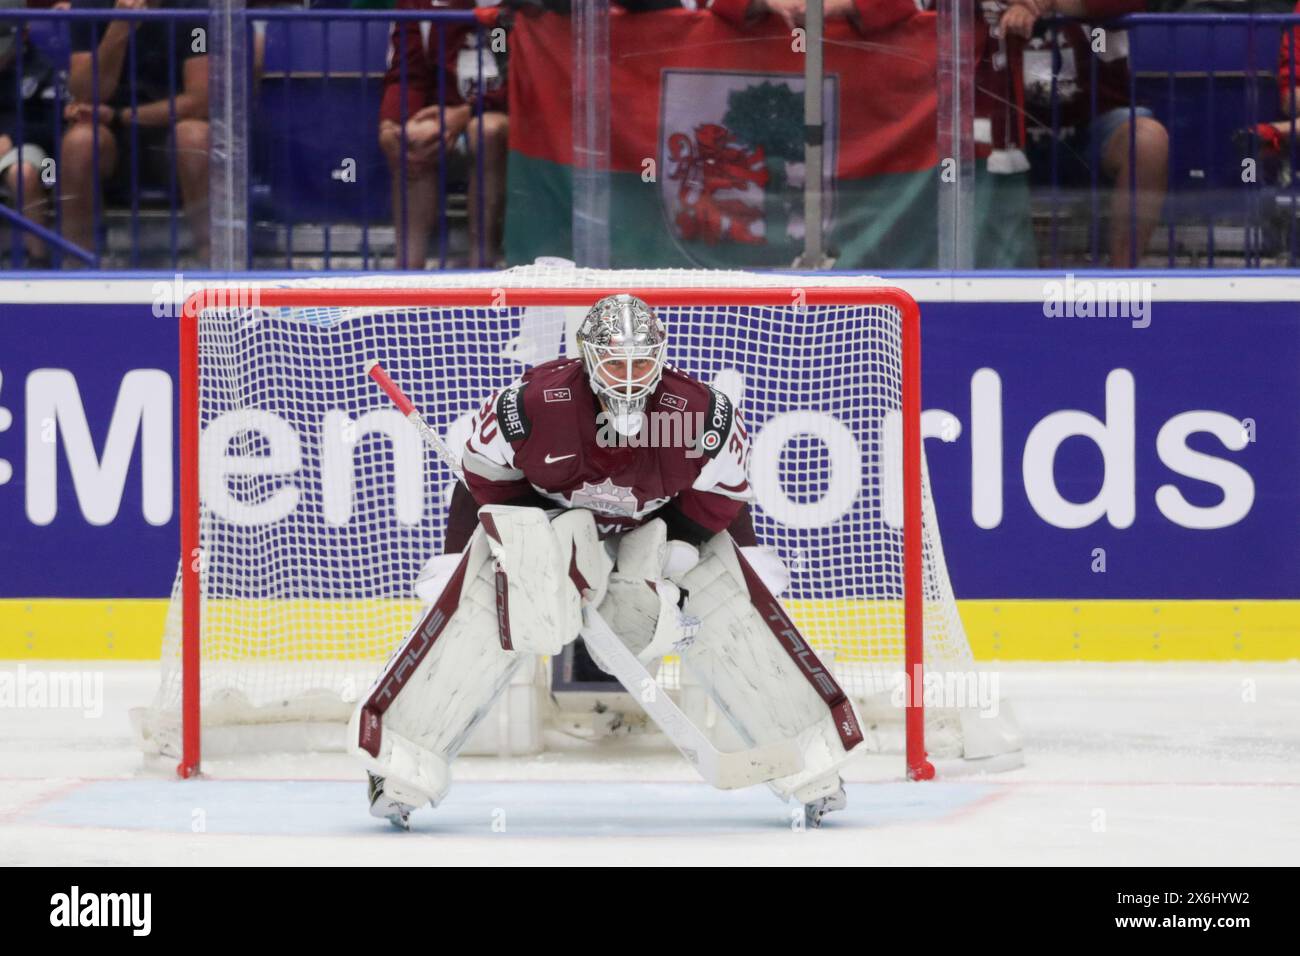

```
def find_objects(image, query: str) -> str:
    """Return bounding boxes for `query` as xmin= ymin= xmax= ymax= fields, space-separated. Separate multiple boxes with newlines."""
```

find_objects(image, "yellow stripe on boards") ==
xmin=0 ymin=599 xmax=170 ymax=660
xmin=960 ymin=600 xmax=1300 ymax=662
xmin=1 ymin=598 xmax=1296 ymax=662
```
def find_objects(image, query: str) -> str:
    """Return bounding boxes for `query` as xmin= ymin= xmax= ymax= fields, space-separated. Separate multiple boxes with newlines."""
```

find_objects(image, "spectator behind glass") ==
xmin=380 ymin=0 xmax=507 ymax=269
xmin=1251 ymin=0 xmax=1300 ymax=165
xmin=0 ymin=0 xmax=61 ymax=266
xmin=1226 ymin=1 xmax=1300 ymax=195
xmin=62 ymin=0 xmax=209 ymax=266
xmin=1005 ymin=0 xmax=1168 ymax=267
xmin=1284 ymin=2 xmax=1300 ymax=117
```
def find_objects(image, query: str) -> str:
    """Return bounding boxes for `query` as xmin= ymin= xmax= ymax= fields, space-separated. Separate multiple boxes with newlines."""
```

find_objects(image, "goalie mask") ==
xmin=576 ymin=294 xmax=667 ymax=436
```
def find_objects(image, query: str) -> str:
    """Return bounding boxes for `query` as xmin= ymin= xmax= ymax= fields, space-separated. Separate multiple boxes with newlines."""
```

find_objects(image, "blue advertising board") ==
xmin=0 ymin=276 xmax=1296 ymax=661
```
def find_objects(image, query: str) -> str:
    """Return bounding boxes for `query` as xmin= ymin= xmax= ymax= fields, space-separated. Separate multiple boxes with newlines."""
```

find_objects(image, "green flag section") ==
xmin=505 ymin=10 xmax=1035 ymax=270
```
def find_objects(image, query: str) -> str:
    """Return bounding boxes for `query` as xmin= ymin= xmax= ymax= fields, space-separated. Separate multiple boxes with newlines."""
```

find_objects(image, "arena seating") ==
xmin=7 ymin=10 xmax=1300 ymax=268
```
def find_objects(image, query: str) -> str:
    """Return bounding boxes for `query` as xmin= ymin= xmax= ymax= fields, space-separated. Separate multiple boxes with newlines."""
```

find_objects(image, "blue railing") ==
xmin=249 ymin=8 xmax=484 ymax=271
xmin=1 ymin=8 xmax=218 ymax=268
xmin=1033 ymin=12 xmax=1300 ymax=268
xmin=0 ymin=7 xmax=484 ymax=270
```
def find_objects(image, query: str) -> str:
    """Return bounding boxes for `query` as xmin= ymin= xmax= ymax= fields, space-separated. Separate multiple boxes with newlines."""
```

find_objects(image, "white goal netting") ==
xmin=142 ymin=265 xmax=1019 ymax=770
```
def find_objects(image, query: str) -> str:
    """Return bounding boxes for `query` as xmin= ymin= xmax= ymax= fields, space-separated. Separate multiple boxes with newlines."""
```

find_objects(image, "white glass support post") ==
xmin=209 ymin=0 xmax=250 ymax=271
xmin=572 ymin=0 xmax=611 ymax=267
xmin=936 ymin=0 xmax=975 ymax=270
xmin=801 ymin=0 xmax=826 ymax=268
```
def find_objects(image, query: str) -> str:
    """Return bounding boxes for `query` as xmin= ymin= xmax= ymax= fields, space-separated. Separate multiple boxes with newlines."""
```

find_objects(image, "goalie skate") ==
xmin=367 ymin=772 xmax=419 ymax=831
xmin=803 ymin=778 xmax=848 ymax=829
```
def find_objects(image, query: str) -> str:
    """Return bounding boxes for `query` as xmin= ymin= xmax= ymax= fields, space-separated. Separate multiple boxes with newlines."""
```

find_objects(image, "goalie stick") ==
xmin=577 ymin=602 xmax=803 ymax=788
xmin=364 ymin=359 xmax=804 ymax=789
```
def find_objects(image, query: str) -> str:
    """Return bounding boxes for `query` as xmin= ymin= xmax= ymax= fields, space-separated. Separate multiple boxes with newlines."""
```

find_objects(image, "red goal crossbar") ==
xmin=177 ymin=286 xmax=931 ymax=781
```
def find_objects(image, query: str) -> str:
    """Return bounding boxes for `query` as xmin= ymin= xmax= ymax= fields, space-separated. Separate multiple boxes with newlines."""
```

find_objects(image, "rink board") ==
xmin=0 ymin=274 xmax=1297 ymax=662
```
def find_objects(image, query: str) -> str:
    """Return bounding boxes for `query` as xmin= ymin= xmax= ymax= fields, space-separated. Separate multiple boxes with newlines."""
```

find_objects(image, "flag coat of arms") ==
xmin=658 ymin=71 xmax=838 ymax=257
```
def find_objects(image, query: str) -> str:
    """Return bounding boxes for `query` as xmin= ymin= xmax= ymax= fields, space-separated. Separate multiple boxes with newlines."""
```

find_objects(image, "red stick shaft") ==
xmin=366 ymin=360 xmax=416 ymax=416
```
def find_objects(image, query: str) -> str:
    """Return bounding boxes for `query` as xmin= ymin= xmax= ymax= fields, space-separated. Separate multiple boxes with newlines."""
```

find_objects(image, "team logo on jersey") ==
xmin=697 ymin=387 xmax=733 ymax=459
xmin=496 ymin=385 xmax=530 ymax=442
xmin=543 ymin=388 xmax=572 ymax=403
xmin=659 ymin=392 xmax=687 ymax=411
xmin=569 ymin=478 xmax=640 ymax=517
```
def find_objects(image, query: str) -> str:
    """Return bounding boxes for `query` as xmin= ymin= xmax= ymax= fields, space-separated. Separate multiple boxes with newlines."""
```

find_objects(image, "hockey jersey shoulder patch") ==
xmin=495 ymin=383 xmax=532 ymax=443
xmin=698 ymin=386 xmax=734 ymax=459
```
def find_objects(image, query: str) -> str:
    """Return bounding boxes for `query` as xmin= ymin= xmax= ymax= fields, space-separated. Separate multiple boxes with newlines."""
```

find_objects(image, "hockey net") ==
xmin=140 ymin=265 xmax=1021 ymax=778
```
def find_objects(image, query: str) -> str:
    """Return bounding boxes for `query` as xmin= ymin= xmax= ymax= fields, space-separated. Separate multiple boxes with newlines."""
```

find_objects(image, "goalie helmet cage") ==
xmin=159 ymin=267 xmax=1015 ymax=781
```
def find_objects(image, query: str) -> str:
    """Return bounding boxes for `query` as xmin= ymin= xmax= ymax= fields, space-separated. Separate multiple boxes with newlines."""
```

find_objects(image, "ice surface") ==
xmin=2 ymin=662 xmax=1298 ymax=865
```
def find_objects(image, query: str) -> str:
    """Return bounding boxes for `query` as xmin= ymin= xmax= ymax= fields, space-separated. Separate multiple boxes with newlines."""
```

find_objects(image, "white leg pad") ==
xmin=349 ymin=527 xmax=523 ymax=806
xmin=675 ymin=534 xmax=865 ymax=802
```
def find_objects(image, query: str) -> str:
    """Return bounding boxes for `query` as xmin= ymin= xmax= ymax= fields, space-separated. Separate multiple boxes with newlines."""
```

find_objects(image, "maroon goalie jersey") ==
xmin=461 ymin=358 xmax=752 ymax=540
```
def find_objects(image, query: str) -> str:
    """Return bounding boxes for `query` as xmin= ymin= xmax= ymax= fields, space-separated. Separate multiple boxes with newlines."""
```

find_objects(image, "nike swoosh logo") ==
xmin=544 ymin=453 xmax=576 ymax=464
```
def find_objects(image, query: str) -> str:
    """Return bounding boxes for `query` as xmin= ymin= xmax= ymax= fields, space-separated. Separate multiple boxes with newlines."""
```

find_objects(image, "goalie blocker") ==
xmin=348 ymin=505 xmax=863 ymax=810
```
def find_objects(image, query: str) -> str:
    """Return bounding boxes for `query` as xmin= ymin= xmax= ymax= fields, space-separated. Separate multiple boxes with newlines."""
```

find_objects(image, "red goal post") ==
xmin=174 ymin=282 xmax=930 ymax=781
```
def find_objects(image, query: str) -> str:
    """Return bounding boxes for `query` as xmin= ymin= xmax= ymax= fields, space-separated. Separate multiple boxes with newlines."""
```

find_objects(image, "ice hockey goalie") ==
xmin=349 ymin=294 xmax=864 ymax=828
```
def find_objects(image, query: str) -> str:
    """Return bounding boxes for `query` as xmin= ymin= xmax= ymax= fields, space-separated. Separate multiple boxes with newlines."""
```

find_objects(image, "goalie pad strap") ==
xmin=480 ymin=510 xmax=503 ymax=544
xmin=733 ymin=543 xmax=863 ymax=750
xmin=569 ymin=543 xmax=591 ymax=594
xmin=494 ymin=566 xmax=511 ymax=650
